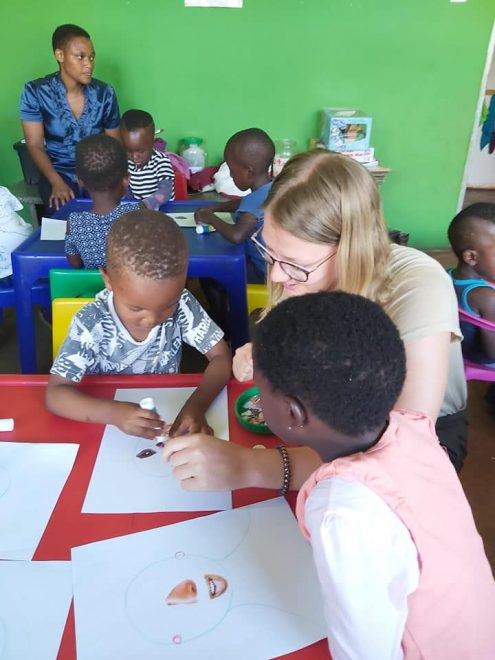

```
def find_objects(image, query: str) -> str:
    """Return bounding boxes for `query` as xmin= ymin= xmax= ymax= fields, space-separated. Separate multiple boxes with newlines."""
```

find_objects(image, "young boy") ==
xmin=448 ymin=202 xmax=495 ymax=365
xmin=120 ymin=109 xmax=175 ymax=209
xmin=253 ymin=292 xmax=495 ymax=660
xmin=65 ymin=134 xmax=140 ymax=269
xmin=47 ymin=210 xmax=231 ymax=439
xmin=194 ymin=128 xmax=275 ymax=284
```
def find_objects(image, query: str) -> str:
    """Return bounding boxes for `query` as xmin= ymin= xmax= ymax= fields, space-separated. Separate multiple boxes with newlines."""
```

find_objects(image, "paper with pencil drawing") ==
xmin=0 ymin=441 xmax=79 ymax=559
xmin=166 ymin=212 xmax=233 ymax=228
xmin=0 ymin=561 xmax=72 ymax=660
xmin=82 ymin=387 xmax=231 ymax=513
xmin=72 ymin=497 xmax=325 ymax=660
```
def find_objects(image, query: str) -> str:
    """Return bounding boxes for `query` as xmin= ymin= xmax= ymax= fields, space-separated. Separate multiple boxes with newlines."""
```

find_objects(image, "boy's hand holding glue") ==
xmin=138 ymin=397 xmax=169 ymax=443
xmin=111 ymin=400 xmax=165 ymax=440
xmin=194 ymin=207 xmax=215 ymax=226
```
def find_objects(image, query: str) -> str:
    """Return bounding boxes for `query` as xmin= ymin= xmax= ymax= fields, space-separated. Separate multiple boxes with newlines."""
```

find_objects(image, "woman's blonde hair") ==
xmin=262 ymin=149 xmax=391 ymax=314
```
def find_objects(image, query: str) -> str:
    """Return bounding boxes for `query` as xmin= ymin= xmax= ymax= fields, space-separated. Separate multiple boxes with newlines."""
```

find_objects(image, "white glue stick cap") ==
xmin=0 ymin=418 xmax=14 ymax=432
xmin=139 ymin=397 xmax=157 ymax=412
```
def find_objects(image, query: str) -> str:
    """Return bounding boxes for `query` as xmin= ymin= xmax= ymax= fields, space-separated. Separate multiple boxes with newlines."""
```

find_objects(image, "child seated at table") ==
xmin=120 ymin=109 xmax=175 ymax=209
xmin=252 ymin=291 xmax=495 ymax=660
xmin=0 ymin=186 xmax=32 ymax=281
xmin=194 ymin=128 xmax=274 ymax=284
xmin=194 ymin=128 xmax=274 ymax=333
xmin=47 ymin=209 xmax=231 ymax=439
xmin=448 ymin=202 xmax=495 ymax=365
xmin=65 ymin=134 xmax=140 ymax=269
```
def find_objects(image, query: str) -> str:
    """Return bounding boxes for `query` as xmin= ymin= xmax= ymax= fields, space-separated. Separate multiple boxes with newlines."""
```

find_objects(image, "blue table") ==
xmin=12 ymin=199 xmax=248 ymax=373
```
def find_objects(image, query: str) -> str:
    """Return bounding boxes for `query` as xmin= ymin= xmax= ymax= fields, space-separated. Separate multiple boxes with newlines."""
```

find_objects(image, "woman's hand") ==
xmin=162 ymin=433 xmax=251 ymax=491
xmin=232 ymin=342 xmax=254 ymax=381
xmin=49 ymin=176 xmax=75 ymax=210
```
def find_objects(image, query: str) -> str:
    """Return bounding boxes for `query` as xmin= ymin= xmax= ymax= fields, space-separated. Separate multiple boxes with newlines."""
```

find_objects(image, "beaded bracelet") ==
xmin=276 ymin=444 xmax=291 ymax=496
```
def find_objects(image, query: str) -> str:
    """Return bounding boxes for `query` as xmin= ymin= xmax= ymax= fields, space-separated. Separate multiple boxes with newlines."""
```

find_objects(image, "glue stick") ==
xmin=195 ymin=224 xmax=215 ymax=234
xmin=139 ymin=397 xmax=157 ymax=413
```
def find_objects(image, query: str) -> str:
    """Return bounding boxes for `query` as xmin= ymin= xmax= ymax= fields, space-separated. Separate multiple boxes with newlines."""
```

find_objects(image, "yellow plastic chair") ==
xmin=52 ymin=297 xmax=94 ymax=357
xmin=246 ymin=284 xmax=268 ymax=314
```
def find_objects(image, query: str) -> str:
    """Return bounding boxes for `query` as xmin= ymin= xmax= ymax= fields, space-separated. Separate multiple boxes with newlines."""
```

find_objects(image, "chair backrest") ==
xmin=49 ymin=268 xmax=105 ymax=301
xmin=173 ymin=166 xmax=188 ymax=201
xmin=458 ymin=308 xmax=495 ymax=382
xmin=52 ymin=297 xmax=94 ymax=357
xmin=247 ymin=283 xmax=268 ymax=315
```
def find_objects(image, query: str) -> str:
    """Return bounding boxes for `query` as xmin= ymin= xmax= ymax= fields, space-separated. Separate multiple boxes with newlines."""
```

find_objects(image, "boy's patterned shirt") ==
xmin=51 ymin=288 xmax=223 ymax=382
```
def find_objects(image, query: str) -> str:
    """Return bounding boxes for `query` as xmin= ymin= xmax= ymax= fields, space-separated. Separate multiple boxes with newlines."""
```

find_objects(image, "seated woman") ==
xmin=162 ymin=150 xmax=468 ymax=494
xmin=20 ymin=24 xmax=121 ymax=212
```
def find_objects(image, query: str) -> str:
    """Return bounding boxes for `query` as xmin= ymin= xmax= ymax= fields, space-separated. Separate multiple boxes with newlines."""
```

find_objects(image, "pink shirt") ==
xmin=297 ymin=410 xmax=495 ymax=660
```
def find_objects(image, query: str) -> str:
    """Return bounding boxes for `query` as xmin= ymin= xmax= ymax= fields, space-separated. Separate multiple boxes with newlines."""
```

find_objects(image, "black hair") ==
xmin=52 ymin=24 xmax=90 ymax=51
xmin=75 ymin=135 xmax=128 ymax=192
xmin=106 ymin=210 xmax=187 ymax=280
xmin=121 ymin=109 xmax=155 ymax=133
xmin=254 ymin=292 xmax=406 ymax=437
xmin=225 ymin=128 xmax=275 ymax=174
xmin=448 ymin=203 xmax=495 ymax=259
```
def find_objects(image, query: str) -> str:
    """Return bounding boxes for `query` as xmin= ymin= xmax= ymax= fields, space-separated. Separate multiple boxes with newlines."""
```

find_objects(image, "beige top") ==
xmin=384 ymin=245 xmax=466 ymax=417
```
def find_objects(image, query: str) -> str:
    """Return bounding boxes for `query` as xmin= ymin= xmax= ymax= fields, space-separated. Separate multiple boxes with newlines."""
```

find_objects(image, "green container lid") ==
xmin=182 ymin=136 xmax=203 ymax=145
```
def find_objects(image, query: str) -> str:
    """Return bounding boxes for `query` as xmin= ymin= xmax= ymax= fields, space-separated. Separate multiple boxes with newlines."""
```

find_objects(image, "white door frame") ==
xmin=457 ymin=20 xmax=495 ymax=210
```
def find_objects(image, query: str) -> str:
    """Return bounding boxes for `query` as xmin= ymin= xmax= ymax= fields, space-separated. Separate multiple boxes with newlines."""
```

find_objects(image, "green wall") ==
xmin=2 ymin=0 xmax=494 ymax=247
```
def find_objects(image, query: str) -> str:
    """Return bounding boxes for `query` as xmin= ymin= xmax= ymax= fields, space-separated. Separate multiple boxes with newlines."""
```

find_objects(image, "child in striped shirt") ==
xmin=121 ymin=109 xmax=175 ymax=210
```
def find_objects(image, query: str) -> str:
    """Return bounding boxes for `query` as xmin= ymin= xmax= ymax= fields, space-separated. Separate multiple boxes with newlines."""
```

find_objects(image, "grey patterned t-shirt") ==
xmin=51 ymin=288 xmax=223 ymax=382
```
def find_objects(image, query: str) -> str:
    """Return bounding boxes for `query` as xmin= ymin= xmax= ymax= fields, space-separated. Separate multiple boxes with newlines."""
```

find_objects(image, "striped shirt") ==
xmin=128 ymin=150 xmax=175 ymax=201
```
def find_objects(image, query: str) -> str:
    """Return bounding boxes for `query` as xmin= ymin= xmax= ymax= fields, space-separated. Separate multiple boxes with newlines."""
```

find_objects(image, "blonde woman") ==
xmin=163 ymin=150 xmax=467 ymax=491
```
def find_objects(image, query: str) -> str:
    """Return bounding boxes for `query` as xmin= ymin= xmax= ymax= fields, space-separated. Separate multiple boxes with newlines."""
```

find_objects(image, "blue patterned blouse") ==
xmin=20 ymin=72 xmax=120 ymax=182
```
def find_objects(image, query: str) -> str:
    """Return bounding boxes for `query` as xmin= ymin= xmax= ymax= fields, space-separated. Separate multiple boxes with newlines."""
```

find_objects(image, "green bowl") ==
xmin=234 ymin=386 xmax=273 ymax=435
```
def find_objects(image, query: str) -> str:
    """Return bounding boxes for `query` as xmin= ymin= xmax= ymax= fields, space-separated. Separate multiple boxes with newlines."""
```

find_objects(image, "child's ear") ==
xmin=285 ymin=396 xmax=308 ymax=430
xmin=462 ymin=248 xmax=478 ymax=267
xmin=100 ymin=267 xmax=112 ymax=291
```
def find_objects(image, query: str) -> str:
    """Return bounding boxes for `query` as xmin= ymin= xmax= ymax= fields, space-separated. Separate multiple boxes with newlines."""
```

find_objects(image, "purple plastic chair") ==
xmin=459 ymin=309 xmax=495 ymax=382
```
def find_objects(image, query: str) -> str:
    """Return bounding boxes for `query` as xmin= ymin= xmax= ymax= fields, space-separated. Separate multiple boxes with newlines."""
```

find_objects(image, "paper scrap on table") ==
xmin=40 ymin=217 xmax=67 ymax=240
xmin=0 ymin=442 xmax=79 ymax=559
xmin=0 ymin=561 xmax=72 ymax=660
xmin=83 ymin=387 xmax=231 ymax=513
xmin=72 ymin=498 xmax=325 ymax=660
xmin=166 ymin=212 xmax=233 ymax=228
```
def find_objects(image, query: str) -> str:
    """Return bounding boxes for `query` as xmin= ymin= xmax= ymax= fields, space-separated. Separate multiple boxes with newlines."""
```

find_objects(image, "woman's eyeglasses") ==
xmin=250 ymin=228 xmax=337 ymax=283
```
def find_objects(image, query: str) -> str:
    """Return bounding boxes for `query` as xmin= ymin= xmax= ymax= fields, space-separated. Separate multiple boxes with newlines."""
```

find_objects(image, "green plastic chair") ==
xmin=49 ymin=268 xmax=105 ymax=301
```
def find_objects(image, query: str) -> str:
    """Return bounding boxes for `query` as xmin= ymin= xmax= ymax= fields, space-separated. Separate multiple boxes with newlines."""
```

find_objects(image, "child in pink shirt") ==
xmin=253 ymin=291 xmax=495 ymax=660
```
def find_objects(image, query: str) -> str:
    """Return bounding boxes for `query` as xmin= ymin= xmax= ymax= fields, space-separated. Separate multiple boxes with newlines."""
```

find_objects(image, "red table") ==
xmin=0 ymin=374 xmax=329 ymax=660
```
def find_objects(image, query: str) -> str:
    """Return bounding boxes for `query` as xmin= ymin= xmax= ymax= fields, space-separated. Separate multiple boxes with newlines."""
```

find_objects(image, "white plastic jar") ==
xmin=180 ymin=137 xmax=207 ymax=173
xmin=273 ymin=139 xmax=297 ymax=177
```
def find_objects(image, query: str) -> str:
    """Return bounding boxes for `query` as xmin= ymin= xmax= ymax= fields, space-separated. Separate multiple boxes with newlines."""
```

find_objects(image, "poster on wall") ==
xmin=185 ymin=0 xmax=242 ymax=7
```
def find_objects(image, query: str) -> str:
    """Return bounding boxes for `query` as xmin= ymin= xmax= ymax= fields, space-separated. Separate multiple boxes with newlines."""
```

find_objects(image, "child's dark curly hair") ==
xmin=76 ymin=135 xmax=128 ymax=193
xmin=106 ymin=210 xmax=187 ymax=281
xmin=448 ymin=203 xmax=495 ymax=259
xmin=253 ymin=291 xmax=406 ymax=437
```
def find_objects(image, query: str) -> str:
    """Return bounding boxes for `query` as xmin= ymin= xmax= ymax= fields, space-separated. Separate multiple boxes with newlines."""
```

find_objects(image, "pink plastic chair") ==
xmin=459 ymin=309 xmax=495 ymax=382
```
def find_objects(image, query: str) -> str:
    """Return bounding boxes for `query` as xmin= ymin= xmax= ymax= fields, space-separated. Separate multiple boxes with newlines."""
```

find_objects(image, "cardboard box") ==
xmin=320 ymin=108 xmax=372 ymax=152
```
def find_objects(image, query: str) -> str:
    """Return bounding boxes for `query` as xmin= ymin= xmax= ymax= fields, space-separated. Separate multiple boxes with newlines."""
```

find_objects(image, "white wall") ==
xmin=465 ymin=53 xmax=495 ymax=188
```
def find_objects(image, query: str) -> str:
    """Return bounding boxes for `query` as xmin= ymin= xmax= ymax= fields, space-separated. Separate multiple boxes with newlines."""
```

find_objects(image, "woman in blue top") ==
xmin=20 ymin=24 xmax=121 ymax=211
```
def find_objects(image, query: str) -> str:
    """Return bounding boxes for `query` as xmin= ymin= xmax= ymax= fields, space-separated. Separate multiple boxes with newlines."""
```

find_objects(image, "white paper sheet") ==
xmin=0 ymin=560 xmax=72 ymax=660
xmin=72 ymin=498 xmax=325 ymax=659
xmin=0 ymin=442 xmax=79 ymax=560
xmin=40 ymin=217 xmax=67 ymax=240
xmin=83 ymin=387 xmax=231 ymax=513
xmin=166 ymin=212 xmax=233 ymax=227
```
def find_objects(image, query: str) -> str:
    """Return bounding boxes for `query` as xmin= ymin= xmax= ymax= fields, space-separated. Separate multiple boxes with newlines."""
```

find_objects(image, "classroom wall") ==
xmin=1 ymin=0 xmax=494 ymax=247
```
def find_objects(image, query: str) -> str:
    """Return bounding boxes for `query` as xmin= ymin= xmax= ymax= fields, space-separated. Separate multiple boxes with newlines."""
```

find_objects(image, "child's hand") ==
xmin=194 ymin=208 xmax=214 ymax=225
xmin=112 ymin=401 xmax=164 ymax=439
xmin=232 ymin=342 xmax=254 ymax=381
xmin=168 ymin=403 xmax=214 ymax=438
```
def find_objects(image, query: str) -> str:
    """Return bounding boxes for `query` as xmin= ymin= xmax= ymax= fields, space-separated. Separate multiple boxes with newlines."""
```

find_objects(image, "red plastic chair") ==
xmin=173 ymin=166 xmax=188 ymax=201
xmin=459 ymin=309 xmax=495 ymax=382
